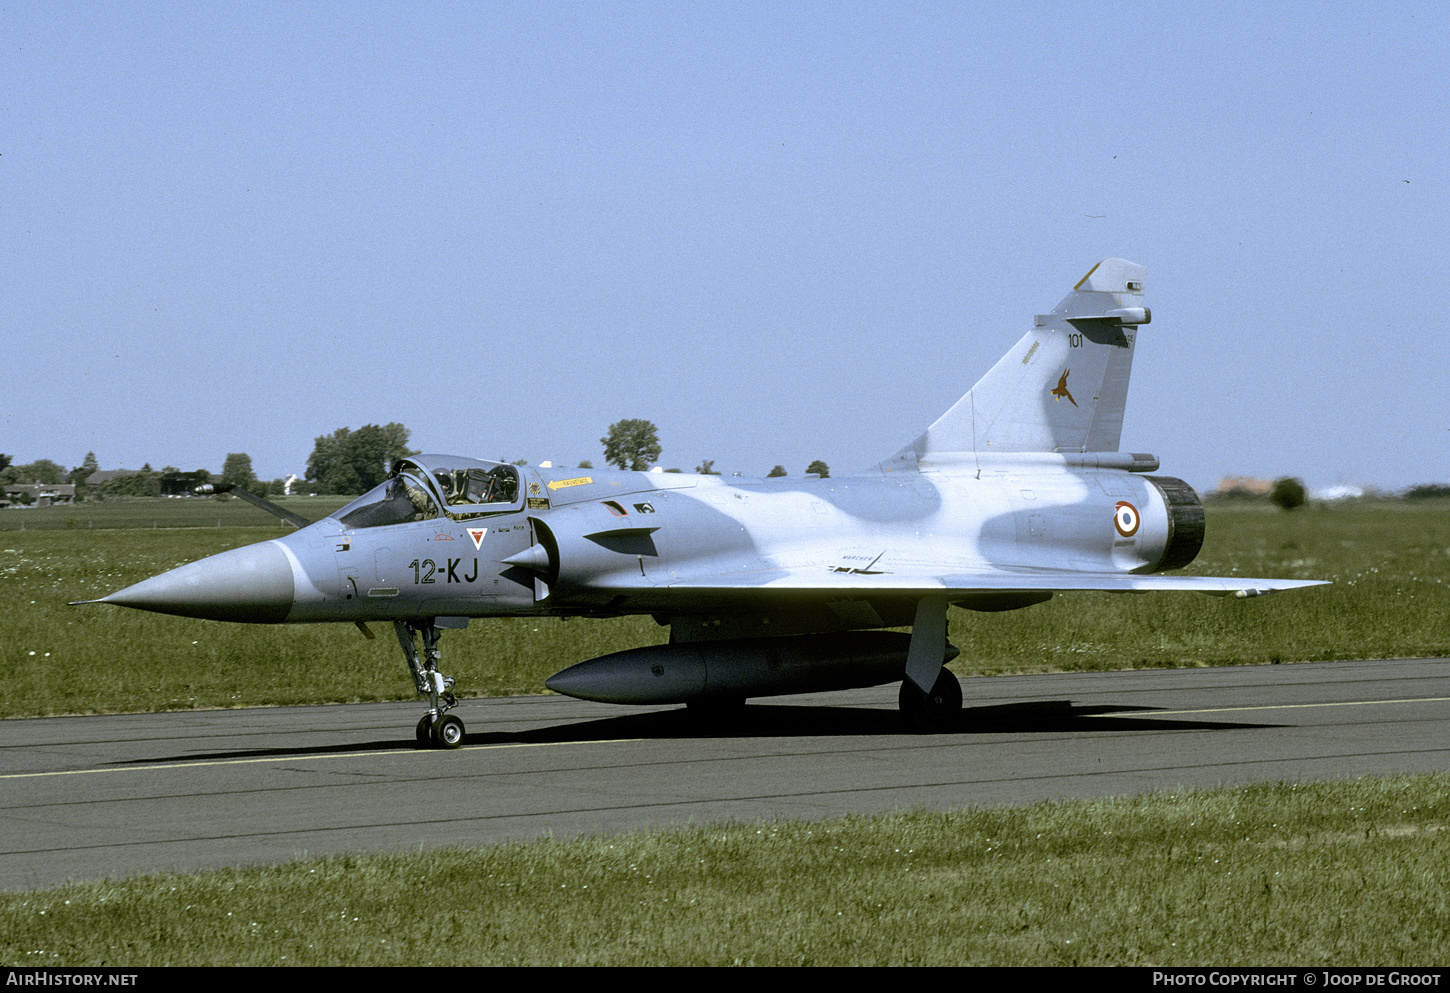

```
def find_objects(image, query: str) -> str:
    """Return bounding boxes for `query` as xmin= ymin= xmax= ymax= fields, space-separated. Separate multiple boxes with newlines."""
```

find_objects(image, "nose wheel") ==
xmin=415 ymin=712 xmax=466 ymax=749
xmin=432 ymin=714 xmax=465 ymax=748
xmin=397 ymin=620 xmax=466 ymax=749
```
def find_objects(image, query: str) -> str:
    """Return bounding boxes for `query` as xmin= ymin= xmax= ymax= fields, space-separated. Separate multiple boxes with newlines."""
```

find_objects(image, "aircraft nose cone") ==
xmin=100 ymin=540 xmax=295 ymax=623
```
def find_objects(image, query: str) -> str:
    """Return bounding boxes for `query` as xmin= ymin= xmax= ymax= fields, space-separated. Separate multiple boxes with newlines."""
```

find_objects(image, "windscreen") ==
xmin=332 ymin=473 xmax=438 ymax=530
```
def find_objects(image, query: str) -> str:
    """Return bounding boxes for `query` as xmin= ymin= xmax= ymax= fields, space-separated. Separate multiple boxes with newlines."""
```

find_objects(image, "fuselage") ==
xmin=100 ymin=454 xmax=1204 ymax=635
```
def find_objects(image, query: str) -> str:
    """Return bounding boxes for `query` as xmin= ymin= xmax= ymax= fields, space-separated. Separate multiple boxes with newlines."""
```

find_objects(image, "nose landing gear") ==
xmin=396 ymin=620 xmax=464 ymax=749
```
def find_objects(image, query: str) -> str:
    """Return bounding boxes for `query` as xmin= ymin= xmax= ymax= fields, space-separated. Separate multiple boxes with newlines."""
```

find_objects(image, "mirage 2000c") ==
xmin=80 ymin=259 xmax=1326 ymax=747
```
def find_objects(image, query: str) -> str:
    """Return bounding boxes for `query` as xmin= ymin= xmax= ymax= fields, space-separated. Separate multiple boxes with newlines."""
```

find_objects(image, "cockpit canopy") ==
xmin=331 ymin=456 xmax=525 ymax=530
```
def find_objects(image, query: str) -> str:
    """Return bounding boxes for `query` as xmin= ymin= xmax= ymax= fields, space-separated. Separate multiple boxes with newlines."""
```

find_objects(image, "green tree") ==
xmin=695 ymin=459 xmax=718 ymax=475
xmin=1270 ymin=477 xmax=1307 ymax=510
xmin=158 ymin=469 xmax=210 ymax=496
xmin=806 ymin=460 xmax=830 ymax=478
xmin=100 ymin=470 xmax=162 ymax=498
xmin=766 ymin=465 xmax=787 ymax=477
xmin=307 ymin=423 xmax=417 ymax=495
xmin=601 ymin=419 xmax=661 ymax=471
xmin=11 ymin=459 xmax=65 ymax=484
xmin=221 ymin=453 xmax=258 ymax=490
xmin=68 ymin=452 xmax=100 ymax=487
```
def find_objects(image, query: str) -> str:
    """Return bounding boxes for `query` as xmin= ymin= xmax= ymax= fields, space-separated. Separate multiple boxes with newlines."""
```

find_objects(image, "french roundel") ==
xmin=1113 ymin=501 xmax=1140 ymax=537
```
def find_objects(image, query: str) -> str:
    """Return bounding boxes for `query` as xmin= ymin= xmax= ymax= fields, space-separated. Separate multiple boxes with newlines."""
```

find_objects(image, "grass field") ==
xmin=0 ymin=495 xmax=351 ymax=532
xmin=2 ymin=498 xmax=1448 ymax=718
xmin=4 ymin=775 xmax=1447 ymax=966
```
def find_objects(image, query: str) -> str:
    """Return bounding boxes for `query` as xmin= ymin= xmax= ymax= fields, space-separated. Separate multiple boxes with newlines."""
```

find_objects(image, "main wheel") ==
xmin=899 ymin=668 xmax=962 ymax=732
xmin=432 ymin=713 xmax=466 ymax=749
xmin=415 ymin=714 xmax=434 ymax=746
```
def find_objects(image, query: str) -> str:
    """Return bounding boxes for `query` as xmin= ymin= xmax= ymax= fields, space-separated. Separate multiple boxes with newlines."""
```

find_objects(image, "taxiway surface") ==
xmin=3 ymin=657 xmax=1448 ymax=891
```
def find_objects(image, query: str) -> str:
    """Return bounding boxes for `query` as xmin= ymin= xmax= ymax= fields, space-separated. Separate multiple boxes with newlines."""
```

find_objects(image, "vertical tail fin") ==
xmin=879 ymin=258 xmax=1148 ymax=469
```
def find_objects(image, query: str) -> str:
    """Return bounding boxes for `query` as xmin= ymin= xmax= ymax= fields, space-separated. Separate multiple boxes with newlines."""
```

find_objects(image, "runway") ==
xmin=3 ymin=657 xmax=1449 ymax=891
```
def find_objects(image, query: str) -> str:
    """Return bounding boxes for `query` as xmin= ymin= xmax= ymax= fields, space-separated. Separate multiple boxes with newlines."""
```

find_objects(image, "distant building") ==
xmin=83 ymin=469 xmax=141 ymax=487
xmin=1 ymin=483 xmax=76 ymax=507
xmin=1213 ymin=476 xmax=1273 ymax=497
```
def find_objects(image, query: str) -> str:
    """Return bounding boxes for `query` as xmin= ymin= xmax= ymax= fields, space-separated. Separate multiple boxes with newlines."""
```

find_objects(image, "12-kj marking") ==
xmin=409 ymin=558 xmax=479 ymax=584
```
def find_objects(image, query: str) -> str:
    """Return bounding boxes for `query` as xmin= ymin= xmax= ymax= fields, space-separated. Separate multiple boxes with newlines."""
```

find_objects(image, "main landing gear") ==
xmin=395 ymin=620 xmax=464 ymax=749
xmin=898 ymin=596 xmax=963 ymax=732
xmin=898 ymin=667 xmax=962 ymax=732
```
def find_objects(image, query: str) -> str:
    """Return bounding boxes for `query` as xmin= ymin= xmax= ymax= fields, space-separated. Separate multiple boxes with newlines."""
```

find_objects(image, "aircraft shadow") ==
xmin=482 ymin=700 xmax=1281 ymax=745
xmin=113 ymin=699 xmax=1283 ymax=765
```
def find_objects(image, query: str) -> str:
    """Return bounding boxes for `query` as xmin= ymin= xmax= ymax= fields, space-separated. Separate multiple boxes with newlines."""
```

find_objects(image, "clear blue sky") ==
xmin=6 ymin=1 xmax=1446 ymax=494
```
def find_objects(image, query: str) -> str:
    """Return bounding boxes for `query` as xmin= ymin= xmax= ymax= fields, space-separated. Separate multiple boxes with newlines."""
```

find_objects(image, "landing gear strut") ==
xmin=899 ymin=596 xmax=962 ymax=732
xmin=396 ymin=620 xmax=464 ymax=749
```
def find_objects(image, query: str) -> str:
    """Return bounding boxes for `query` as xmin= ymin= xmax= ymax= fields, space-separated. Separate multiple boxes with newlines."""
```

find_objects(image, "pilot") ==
xmin=401 ymin=474 xmax=437 ymax=519
xmin=433 ymin=470 xmax=458 ymax=503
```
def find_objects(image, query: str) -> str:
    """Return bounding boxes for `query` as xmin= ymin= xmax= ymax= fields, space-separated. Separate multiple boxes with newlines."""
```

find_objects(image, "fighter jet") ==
xmin=80 ymin=259 xmax=1325 ymax=746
